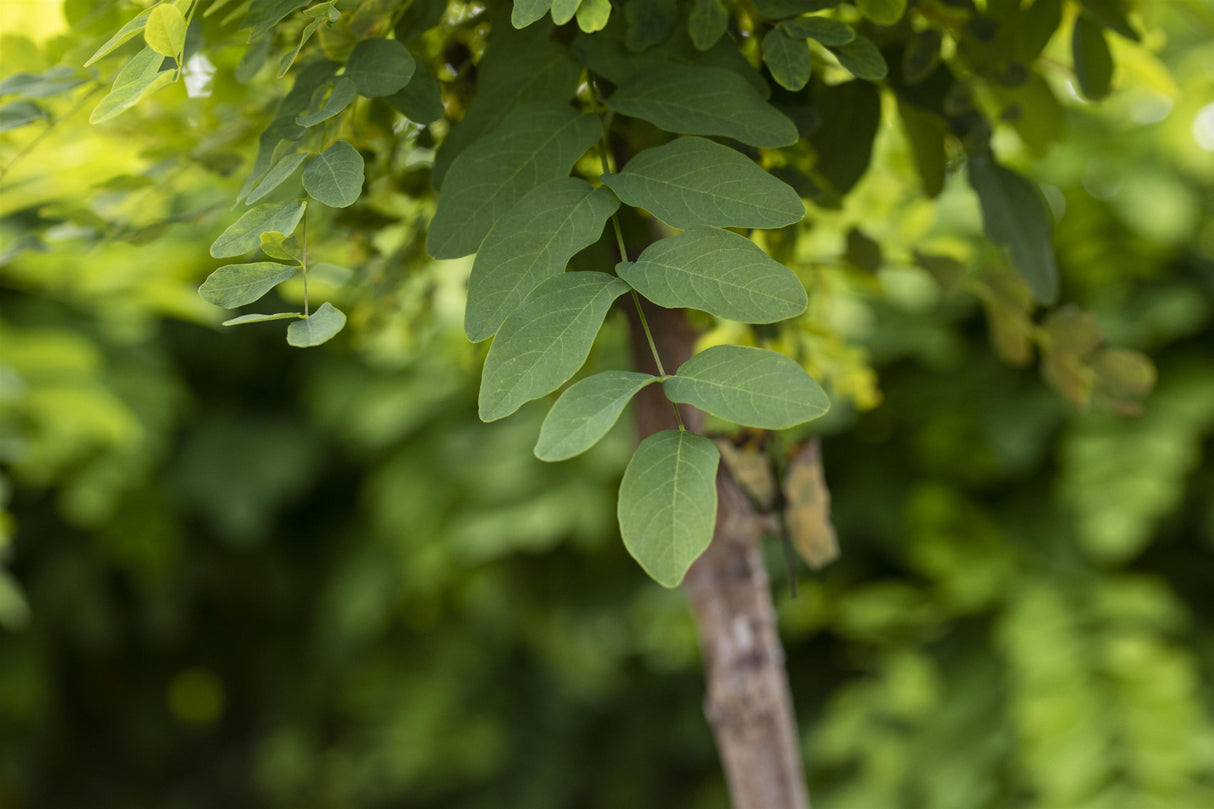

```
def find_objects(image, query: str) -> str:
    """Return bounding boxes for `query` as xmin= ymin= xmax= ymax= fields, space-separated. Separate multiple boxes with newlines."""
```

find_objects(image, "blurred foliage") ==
xmin=3 ymin=0 xmax=1214 ymax=808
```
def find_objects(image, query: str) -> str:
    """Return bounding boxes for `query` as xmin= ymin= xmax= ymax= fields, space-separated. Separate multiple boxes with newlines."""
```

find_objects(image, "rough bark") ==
xmin=626 ymin=300 xmax=811 ymax=809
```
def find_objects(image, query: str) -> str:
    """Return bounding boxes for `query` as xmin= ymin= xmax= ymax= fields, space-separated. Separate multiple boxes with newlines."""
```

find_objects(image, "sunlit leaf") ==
xmin=664 ymin=345 xmax=830 ymax=429
xmin=551 ymin=0 xmax=581 ymax=25
xmin=512 ymin=0 xmax=553 ymax=28
xmin=144 ymin=4 xmax=187 ymax=59
xmin=90 ymin=47 xmax=172 ymax=124
xmin=781 ymin=16 xmax=854 ymax=46
xmin=428 ymin=105 xmax=600 ymax=259
xmin=601 ymin=137 xmax=803 ymax=230
xmin=286 ymin=302 xmax=347 ymax=346
xmin=605 ymin=63 xmax=798 ymax=147
xmin=576 ymin=0 xmax=612 ymax=32
xmin=478 ymin=272 xmax=629 ymax=422
xmin=830 ymin=35 xmax=888 ymax=81
xmin=534 ymin=371 xmax=659 ymax=461
xmin=465 ymin=179 xmax=619 ymax=341
xmin=303 ymin=141 xmax=364 ymax=208
xmin=856 ymin=0 xmax=906 ymax=25
xmin=200 ymin=262 xmax=298 ymax=308
xmin=210 ymin=199 xmax=306 ymax=258
xmin=85 ymin=10 xmax=152 ymax=67
xmin=618 ymin=430 xmax=719 ymax=588
xmin=618 ymin=227 xmax=807 ymax=323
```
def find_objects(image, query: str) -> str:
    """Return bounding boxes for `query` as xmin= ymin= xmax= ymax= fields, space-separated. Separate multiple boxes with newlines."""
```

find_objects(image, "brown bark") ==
xmin=626 ymin=301 xmax=811 ymax=809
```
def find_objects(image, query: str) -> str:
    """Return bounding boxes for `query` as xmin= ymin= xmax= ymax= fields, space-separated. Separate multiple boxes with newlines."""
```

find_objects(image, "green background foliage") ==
xmin=3 ymin=0 xmax=1214 ymax=807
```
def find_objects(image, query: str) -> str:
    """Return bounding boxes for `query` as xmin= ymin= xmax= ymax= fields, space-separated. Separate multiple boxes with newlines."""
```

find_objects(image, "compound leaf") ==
xmin=466 ymin=179 xmax=619 ymax=342
xmin=618 ymin=430 xmax=720 ymax=588
xmin=428 ymin=105 xmax=600 ymax=259
xmin=601 ymin=136 xmax=803 ymax=230
xmin=618 ymin=227 xmax=807 ymax=322
xmin=478 ymin=272 xmax=629 ymax=422
xmin=664 ymin=345 xmax=830 ymax=429
xmin=535 ymin=371 xmax=659 ymax=461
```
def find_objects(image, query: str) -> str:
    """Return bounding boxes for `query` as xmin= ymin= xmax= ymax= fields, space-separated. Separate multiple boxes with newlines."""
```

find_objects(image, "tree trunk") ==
xmin=626 ymin=300 xmax=811 ymax=809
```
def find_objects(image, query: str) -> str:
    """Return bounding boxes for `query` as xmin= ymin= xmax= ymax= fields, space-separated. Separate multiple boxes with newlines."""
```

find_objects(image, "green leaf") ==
xmin=243 ymin=0 xmax=309 ymax=42
xmin=663 ymin=345 xmax=830 ymax=429
xmin=968 ymin=154 xmax=1059 ymax=305
xmin=277 ymin=18 xmax=321 ymax=78
xmin=387 ymin=61 xmax=444 ymax=123
xmin=808 ymin=80 xmax=881 ymax=199
xmin=0 ymin=67 xmax=88 ymax=99
xmin=625 ymin=0 xmax=678 ymax=51
xmin=90 ymin=47 xmax=172 ymax=124
xmin=286 ymin=302 xmax=346 ymax=346
xmin=1077 ymin=0 xmax=1139 ymax=41
xmin=432 ymin=24 xmax=580 ymax=187
xmin=601 ymin=136 xmax=803 ymax=230
xmin=902 ymin=27 xmax=941 ymax=85
xmin=342 ymin=38 xmax=415 ymax=97
xmin=605 ymin=63 xmax=798 ymax=148
xmin=897 ymin=100 xmax=945 ymax=197
xmin=296 ymin=77 xmax=356 ymax=126
xmin=259 ymin=232 xmax=302 ymax=261
xmin=513 ymin=0 xmax=554 ymax=28
xmin=781 ymin=16 xmax=854 ymax=46
xmin=1072 ymin=14 xmax=1113 ymax=101
xmin=465 ymin=179 xmax=619 ymax=342
xmin=428 ymin=105 xmax=600 ymax=259
xmin=856 ymin=0 xmax=906 ymax=25
xmin=688 ymin=0 xmax=728 ymax=51
xmin=754 ymin=0 xmax=841 ymax=16
xmin=0 ymin=101 xmax=48 ymax=133
xmin=830 ymin=35 xmax=888 ymax=81
xmin=200 ymin=262 xmax=298 ymax=308
xmin=246 ymin=151 xmax=308 ymax=203
xmin=85 ymin=10 xmax=152 ymax=67
xmin=763 ymin=28 xmax=813 ymax=91
xmin=535 ymin=371 xmax=659 ymax=461
xmin=211 ymin=200 xmax=307 ymax=258
xmin=576 ymin=0 xmax=612 ymax=32
xmin=551 ymin=0 xmax=581 ymax=25
xmin=303 ymin=141 xmax=364 ymax=208
xmin=144 ymin=4 xmax=187 ymax=59
xmin=618 ymin=430 xmax=720 ymax=588
xmin=478 ymin=272 xmax=629 ymax=422
xmin=618 ymin=228 xmax=807 ymax=323
xmin=1019 ymin=0 xmax=1061 ymax=62
xmin=222 ymin=311 xmax=304 ymax=326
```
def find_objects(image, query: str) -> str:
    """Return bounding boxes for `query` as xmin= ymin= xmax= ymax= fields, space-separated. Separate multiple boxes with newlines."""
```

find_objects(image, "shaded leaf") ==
xmin=1077 ymin=0 xmax=1139 ymax=41
xmin=387 ymin=61 xmax=444 ymax=123
xmin=763 ymin=28 xmax=813 ymax=91
xmin=754 ymin=0 xmax=842 ymax=16
xmin=1019 ymin=0 xmax=1061 ymax=62
xmin=897 ymin=99 xmax=946 ymax=197
xmin=277 ymin=18 xmax=322 ymax=78
xmin=0 ymin=67 xmax=88 ymax=99
xmin=0 ymin=101 xmax=48 ymax=133
xmin=605 ymin=63 xmax=798 ymax=147
xmin=343 ymin=38 xmax=415 ymax=97
xmin=782 ymin=16 xmax=854 ymax=46
xmin=618 ymin=430 xmax=720 ymax=588
xmin=210 ymin=199 xmax=307 ymax=258
xmin=830 ymin=35 xmax=888 ymax=81
xmin=513 ymin=0 xmax=553 ymax=28
xmin=145 ymin=4 xmax=187 ymax=58
xmin=286 ymin=302 xmax=346 ymax=346
xmin=85 ymin=10 xmax=152 ymax=67
xmin=625 ymin=0 xmax=678 ymax=51
xmin=856 ymin=0 xmax=906 ymax=25
xmin=428 ymin=105 xmax=600 ymax=259
xmin=664 ymin=345 xmax=830 ymax=429
xmin=478 ymin=272 xmax=629 ymax=422
xmin=246 ymin=151 xmax=308 ymax=204
xmin=808 ymin=80 xmax=881 ymax=199
xmin=295 ymin=77 xmax=356 ymax=126
xmin=902 ymin=28 xmax=942 ymax=85
xmin=243 ymin=0 xmax=309 ymax=42
xmin=688 ymin=0 xmax=728 ymax=51
xmin=200 ymin=262 xmax=298 ymax=308
xmin=466 ymin=179 xmax=619 ymax=341
xmin=303 ymin=141 xmax=364 ymax=208
xmin=969 ymin=154 xmax=1059 ymax=304
xmin=601 ymin=136 xmax=803 ymax=230
xmin=618 ymin=227 xmax=807 ymax=322
xmin=1072 ymin=14 xmax=1113 ymax=101
xmin=535 ymin=371 xmax=659 ymax=461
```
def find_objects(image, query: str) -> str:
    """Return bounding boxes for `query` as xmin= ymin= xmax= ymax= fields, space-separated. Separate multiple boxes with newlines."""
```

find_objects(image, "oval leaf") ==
xmin=145 ymin=4 xmax=187 ymax=58
xmin=535 ymin=371 xmax=660 ymax=462
xmin=428 ymin=105 xmax=601 ymax=259
xmin=830 ymin=35 xmax=888 ymax=81
xmin=664 ymin=345 xmax=830 ymax=429
xmin=601 ymin=137 xmax=803 ymax=230
xmin=1072 ymin=14 xmax=1113 ymax=101
xmin=302 ymin=141 xmax=364 ymax=208
xmin=342 ymin=37 xmax=415 ymax=97
xmin=856 ymin=0 xmax=906 ymax=25
xmin=296 ymin=77 xmax=356 ymax=127
xmin=968 ymin=154 xmax=1059 ymax=305
xmin=605 ymin=63 xmax=798 ymax=148
xmin=199 ymin=262 xmax=298 ymax=308
xmin=763 ymin=27 xmax=813 ymax=92
xmin=551 ymin=0 xmax=581 ymax=25
xmin=782 ymin=16 xmax=854 ymax=46
xmin=618 ymin=430 xmax=720 ymax=588
xmin=286 ymin=302 xmax=346 ymax=346
xmin=85 ymin=11 xmax=152 ymax=67
xmin=479 ymin=272 xmax=629 ymax=422
xmin=466 ymin=179 xmax=619 ymax=342
xmin=512 ymin=0 xmax=553 ymax=28
xmin=90 ymin=47 xmax=171 ymax=124
xmin=688 ymin=0 xmax=728 ymax=51
xmin=210 ymin=199 xmax=307 ymax=258
xmin=618 ymin=227 xmax=807 ymax=323
xmin=223 ymin=311 xmax=304 ymax=326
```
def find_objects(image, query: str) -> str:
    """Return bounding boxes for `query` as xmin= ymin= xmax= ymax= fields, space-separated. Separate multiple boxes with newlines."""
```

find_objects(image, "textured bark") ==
xmin=626 ymin=301 xmax=811 ymax=809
